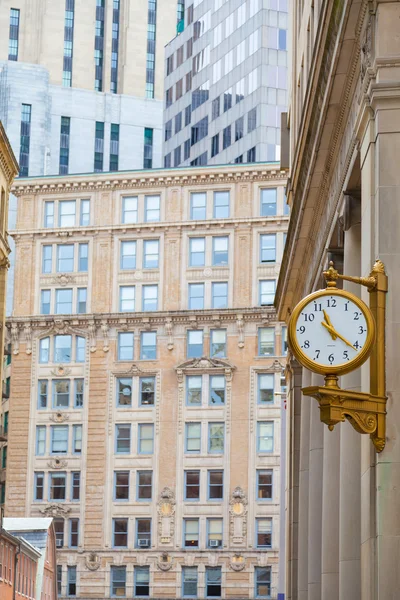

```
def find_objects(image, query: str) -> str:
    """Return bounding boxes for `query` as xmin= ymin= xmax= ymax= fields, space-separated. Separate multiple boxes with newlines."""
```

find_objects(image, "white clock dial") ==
xmin=294 ymin=293 xmax=368 ymax=368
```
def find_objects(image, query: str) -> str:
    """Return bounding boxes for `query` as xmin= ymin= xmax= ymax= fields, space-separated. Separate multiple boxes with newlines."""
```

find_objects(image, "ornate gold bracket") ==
xmin=302 ymin=260 xmax=388 ymax=453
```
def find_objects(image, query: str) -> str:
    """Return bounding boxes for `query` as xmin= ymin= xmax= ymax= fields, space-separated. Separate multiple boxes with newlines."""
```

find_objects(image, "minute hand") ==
xmin=321 ymin=321 xmax=356 ymax=350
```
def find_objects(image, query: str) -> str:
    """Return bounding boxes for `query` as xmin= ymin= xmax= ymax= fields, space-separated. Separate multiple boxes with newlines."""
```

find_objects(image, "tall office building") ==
xmin=0 ymin=0 xmax=178 ymax=176
xmin=6 ymin=162 xmax=288 ymax=598
xmin=162 ymin=0 xmax=288 ymax=167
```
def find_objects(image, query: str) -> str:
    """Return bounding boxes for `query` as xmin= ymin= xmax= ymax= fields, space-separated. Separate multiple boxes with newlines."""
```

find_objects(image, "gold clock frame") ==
xmin=288 ymin=260 xmax=388 ymax=453
xmin=288 ymin=288 xmax=376 ymax=376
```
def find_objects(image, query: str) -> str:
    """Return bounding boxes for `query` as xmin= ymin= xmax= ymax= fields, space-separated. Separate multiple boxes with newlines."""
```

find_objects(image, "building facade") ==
xmin=6 ymin=163 xmax=288 ymax=599
xmin=276 ymin=1 xmax=400 ymax=599
xmin=162 ymin=0 xmax=288 ymax=167
xmin=0 ymin=0 xmax=179 ymax=175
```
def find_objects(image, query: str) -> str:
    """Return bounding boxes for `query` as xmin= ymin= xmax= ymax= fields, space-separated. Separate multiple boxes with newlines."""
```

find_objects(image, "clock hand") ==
xmin=321 ymin=311 xmax=337 ymax=340
xmin=323 ymin=309 xmax=332 ymax=327
xmin=321 ymin=321 xmax=356 ymax=350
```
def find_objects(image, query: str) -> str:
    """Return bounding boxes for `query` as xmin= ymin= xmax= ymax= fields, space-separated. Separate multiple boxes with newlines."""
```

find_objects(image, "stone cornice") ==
xmin=11 ymin=165 xmax=288 ymax=197
xmin=0 ymin=121 xmax=19 ymax=186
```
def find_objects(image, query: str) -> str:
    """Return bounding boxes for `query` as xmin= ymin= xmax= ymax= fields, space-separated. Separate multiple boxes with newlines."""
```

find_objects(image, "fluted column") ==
xmin=297 ymin=368 xmax=311 ymax=600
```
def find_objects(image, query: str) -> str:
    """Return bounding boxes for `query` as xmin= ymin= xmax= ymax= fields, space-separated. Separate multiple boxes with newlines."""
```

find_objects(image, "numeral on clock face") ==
xmin=296 ymin=294 xmax=368 ymax=368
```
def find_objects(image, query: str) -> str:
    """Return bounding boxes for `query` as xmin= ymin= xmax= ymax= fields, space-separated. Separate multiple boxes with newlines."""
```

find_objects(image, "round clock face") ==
xmin=288 ymin=289 xmax=375 ymax=375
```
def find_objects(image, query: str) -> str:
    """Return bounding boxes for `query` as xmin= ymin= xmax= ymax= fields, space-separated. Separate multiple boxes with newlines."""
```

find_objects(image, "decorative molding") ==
xmin=101 ymin=320 xmax=109 ymax=352
xmin=11 ymin=322 xmax=19 ymax=355
xmin=237 ymin=315 xmax=244 ymax=348
xmin=165 ymin=318 xmax=174 ymax=350
xmin=175 ymin=356 xmax=235 ymax=374
xmin=47 ymin=457 xmax=68 ymax=469
xmin=229 ymin=554 xmax=246 ymax=571
xmin=229 ymin=487 xmax=248 ymax=545
xmin=50 ymin=365 xmax=72 ymax=377
xmin=50 ymin=274 xmax=76 ymax=287
xmin=49 ymin=411 xmax=69 ymax=423
xmin=85 ymin=553 xmax=101 ymax=571
xmin=157 ymin=487 xmax=176 ymax=545
xmin=39 ymin=504 xmax=71 ymax=517
xmin=24 ymin=323 xmax=32 ymax=355
xmin=156 ymin=553 xmax=174 ymax=571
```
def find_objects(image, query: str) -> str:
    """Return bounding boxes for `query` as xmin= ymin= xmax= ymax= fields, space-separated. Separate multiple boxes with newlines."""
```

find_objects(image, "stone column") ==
xmin=339 ymin=215 xmax=361 ymax=599
xmin=297 ymin=368 xmax=311 ymax=600
xmin=307 ymin=373 xmax=324 ymax=600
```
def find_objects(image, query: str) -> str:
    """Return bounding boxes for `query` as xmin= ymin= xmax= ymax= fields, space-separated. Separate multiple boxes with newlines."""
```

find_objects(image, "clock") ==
xmin=288 ymin=288 xmax=375 ymax=376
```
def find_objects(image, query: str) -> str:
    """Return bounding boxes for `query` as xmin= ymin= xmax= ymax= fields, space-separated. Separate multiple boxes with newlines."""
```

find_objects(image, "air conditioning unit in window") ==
xmin=209 ymin=540 xmax=220 ymax=548
xmin=138 ymin=539 xmax=150 ymax=548
xmin=56 ymin=539 xmax=63 ymax=548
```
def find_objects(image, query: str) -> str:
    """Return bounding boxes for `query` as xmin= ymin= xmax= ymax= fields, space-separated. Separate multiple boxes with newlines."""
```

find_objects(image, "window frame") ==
xmin=185 ymin=422 xmax=201 ymax=453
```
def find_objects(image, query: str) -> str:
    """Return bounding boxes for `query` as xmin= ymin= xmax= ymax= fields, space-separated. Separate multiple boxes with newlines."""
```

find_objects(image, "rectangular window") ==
xmin=207 ymin=518 xmax=222 ymax=548
xmin=184 ymin=519 xmax=199 ymax=547
xmin=282 ymin=326 xmax=287 ymax=355
xmin=166 ymin=54 xmax=174 ymax=75
xmin=69 ymin=518 xmax=79 ymax=548
xmin=137 ymin=471 xmax=152 ymax=500
xmin=38 ymin=385 xmax=50 ymax=416
xmin=222 ymin=125 xmax=231 ymax=149
xmin=76 ymin=336 xmax=85 ymax=362
xmin=248 ymin=107 xmax=257 ymax=132
xmin=117 ymin=377 xmax=132 ymax=407
xmin=258 ymin=374 xmax=274 ymax=404
xmin=136 ymin=519 xmax=151 ymax=548
xmin=122 ymin=196 xmax=138 ymax=224
xmin=67 ymin=566 xmax=76 ymax=596
xmin=139 ymin=377 xmax=155 ymax=406
xmin=59 ymin=201 xmax=76 ymax=227
xmin=210 ymin=375 xmax=225 ymax=405
xmin=138 ymin=424 xmax=154 ymax=454
xmin=184 ymin=139 xmax=191 ymax=161
xmin=259 ymin=280 xmax=276 ymax=305
xmin=78 ymin=243 xmax=88 ymax=272
xmin=145 ymin=195 xmax=160 ymax=222
xmin=114 ymin=471 xmax=129 ymax=501
xmin=119 ymin=286 xmax=135 ymax=312
xmin=52 ymin=380 xmax=70 ymax=408
xmin=260 ymin=189 xmax=277 ymax=216
xmin=247 ymin=147 xmax=256 ymax=162
xmin=110 ymin=123 xmax=120 ymax=171
xmin=77 ymin=288 xmax=87 ymax=314
xmin=256 ymin=518 xmax=272 ymax=548
xmin=34 ymin=472 xmax=45 ymax=501
xmin=140 ymin=331 xmax=157 ymax=360
xmin=187 ymin=330 xmax=203 ymax=358
xmin=44 ymin=202 xmax=54 ymax=228
xmin=80 ymin=199 xmax=90 ymax=226
xmin=258 ymin=422 xmax=274 ymax=453
xmin=51 ymin=425 xmax=68 ymax=454
xmin=111 ymin=566 xmax=126 ymax=597
xmin=57 ymin=244 xmax=74 ymax=272
xmin=208 ymin=423 xmax=224 ymax=453
xmin=143 ymin=239 xmax=159 ymax=269
xmin=185 ymin=423 xmax=201 ymax=453
xmin=210 ymin=330 xmax=226 ymax=358
xmin=55 ymin=518 xmax=65 ymax=549
xmin=142 ymin=285 xmax=158 ymax=311
xmin=59 ymin=116 xmax=71 ymax=175
xmin=212 ymin=97 xmax=220 ymax=120
xmin=71 ymin=472 xmax=80 ymax=501
xmin=73 ymin=424 xmax=82 ymax=454
xmin=113 ymin=518 xmax=128 ymax=547
xmin=190 ymin=192 xmax=207 ymax=220
xmin=211 ymin=133 xmax=219 ymax=158
xmin=116 ymin=424 xmax=131 ymax=454
xmin=1 ymin=446 xmax=6 ymax=469
xmin=165 ymin=119 xmax=172 ymax=142
xmin=56 ymin=288 xmax=73 ymax=314
xmin=8 ymin=8 xmax=20 ymax=60
xmin=118 ymin=332 xmax=134 ymax=360
xmin=255 ymin=566 xmax=271 ymax=597
xmin=188 ymin=283 xmax=204 ymax=310
xmin=135 ymin=566 xmax=150 ymax=597
xmin=63 ymin=0 xmax=75 ymax=87
xmin=208 ymin=470 xmax=223 ymax=500
xmin=212 ymin=282 xmax=228 ymax=309
xmin=54 ymin=336 xmax=72 ymax=363
xmin=19 ymin=103 xmax=31 ymax=177
xmin=212 ymin=236 xmax=228 ymax=266
xmin=184 ymin=470 xmax=200 ymax=501
xmin=57 ymin=565 xmax=62 ymax=595
xmin=260 ymin=234 xmax=276 ymax=263
xmin=41 ymin=289 xmax=51 ymax=315
xmin=213 ymin=191 xmax=229 ymax=218
xmin=206 ymin=567 xmax=222 ymax=597
xmin=145 ymin=0 xmax=157 ymax=98
xmin=42 ymin=246 xmax=53 ymax=275
xmin=49 ymin=472 xmax=67 ymax=501
xmin=189 ymin=237 xmax=205 ymax=267
xmin=74 ymin=379 xmax=84 ymax=408
xmin=143 ymin=127 xmax=153 ymax=169
xmin=182 ymin=567 xmax=198 ymax=598
xmin=191 ymin=116 xmax=208 ymax=146
xmin=94 ymin=121 xmax=104 ymax=171
xmin=36 ymin=426 xmax=46 ymax=456
xmin=235 ymin=116 xmax=244 ymax=141
xmin=186 ymin=375 xmax=202 ymax=406
xmin=258 ymin=328 xmax=275 ymax=356
xmin=39 ymin=337 xmax=49 ymax=363
xmin=120 ymin=241 xmax=137 ymax=270
xmin=257 ymin=469 xmax=273 ymax=500
xmin=223 ymin=88 xmax=232 ymax=111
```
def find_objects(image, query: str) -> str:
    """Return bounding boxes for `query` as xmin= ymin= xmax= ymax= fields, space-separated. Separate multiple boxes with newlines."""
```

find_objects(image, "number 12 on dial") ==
xmin=288 ymin=288 xmax=375 ymax=376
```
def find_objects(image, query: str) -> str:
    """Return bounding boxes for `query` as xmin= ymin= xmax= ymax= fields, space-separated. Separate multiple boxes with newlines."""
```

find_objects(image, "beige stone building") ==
xmin=0 ymin=122 xmax=18 ymax=504
xmin=277 ymin=1 xmax=400 ymax=599
xmin=6 ymin=163 xmax=288 ymax=599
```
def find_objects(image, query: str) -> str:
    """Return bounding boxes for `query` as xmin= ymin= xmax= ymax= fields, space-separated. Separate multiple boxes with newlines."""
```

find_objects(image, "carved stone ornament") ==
xmin=40 ymin=504 xmax=71 ymax=517
xmin=47 ymin=457 xmax=68 ymax=469
xmin=229 ymin=487 xmax=248 ymax=544
xmin=85 ymin=553 xmax=101 ymax=571
xmin=51 ymin=273 xmax=76 ymax=287
xmin=229 ymin=554 xmax=246 ymax=571
xmin=165 ymin=318 xmax=174 ymax=350
xmin=175 ymin=356 xmax=235 ymax=374
xmin=49 ymin=412 xmax=69 ymax=423
xmin=157 ymin=487 xmax=176 ymax=544
xmin=157 ymin=553 xmax=173 ymax=571
xmin=11 ymin=323 xmax=19 ymax=355
xmin=265 ymin=359 xmax=286 ymax=373
xmin=24 ymin=323 xmax=32 ymax=355
xmin=50 ymin=365 xmax=72 ymax=377
xmin=88 ymin=321 xmax=97 ymax=353
xmin=360 ymin=15 xmax=372 ymax=81
xmin=237 ymin=315 xmax=244 ymax=348
xmin=101 ymin=320 xmax=109 ymax=352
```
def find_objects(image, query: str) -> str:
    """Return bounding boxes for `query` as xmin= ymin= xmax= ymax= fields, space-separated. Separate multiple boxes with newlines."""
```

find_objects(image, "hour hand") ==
xmin=321 ymin=316 xmax=337 ymax=340
xmin=321 ymin=322 xmax=356 ymax=350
